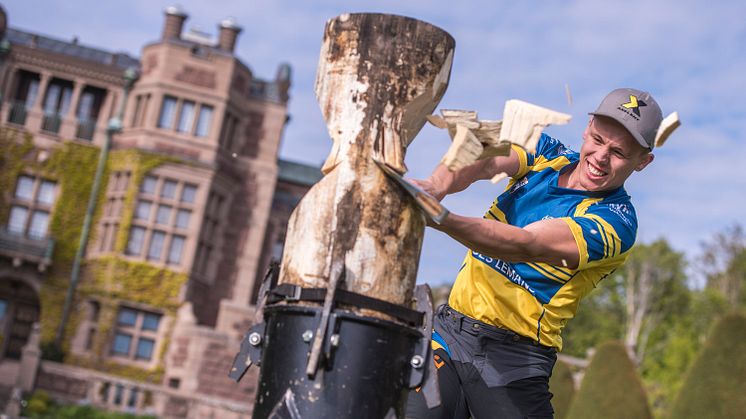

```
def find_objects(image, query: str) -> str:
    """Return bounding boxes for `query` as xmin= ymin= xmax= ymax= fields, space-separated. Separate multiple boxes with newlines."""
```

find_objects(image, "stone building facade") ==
xmin=0 ymin=4 xmax=320 ymax=417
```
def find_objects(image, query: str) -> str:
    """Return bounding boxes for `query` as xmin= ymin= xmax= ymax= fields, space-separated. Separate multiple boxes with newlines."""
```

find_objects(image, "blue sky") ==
xmin=4 ymin=0 xmax=745 ymax=285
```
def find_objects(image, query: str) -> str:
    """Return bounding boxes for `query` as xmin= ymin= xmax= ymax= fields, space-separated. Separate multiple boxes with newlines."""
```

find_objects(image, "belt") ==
xmin=441 ymin=305 xmax=544 ymax=347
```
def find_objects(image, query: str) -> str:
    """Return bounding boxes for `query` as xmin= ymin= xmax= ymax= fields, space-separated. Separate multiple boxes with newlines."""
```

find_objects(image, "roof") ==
xmin=277 ymin=159 xmax=323 ymax=186
xmin=6 ymin=28 xmax=140 ymax=70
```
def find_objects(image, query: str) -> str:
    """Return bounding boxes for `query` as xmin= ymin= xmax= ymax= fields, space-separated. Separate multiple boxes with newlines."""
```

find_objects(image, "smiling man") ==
xmin=406 ymin=88 xmax=663 ymax=419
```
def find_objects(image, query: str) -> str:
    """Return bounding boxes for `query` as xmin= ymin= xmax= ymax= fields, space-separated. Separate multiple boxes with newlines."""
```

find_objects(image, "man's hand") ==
xmin=408 ymin=178 xmax=446 ymax=201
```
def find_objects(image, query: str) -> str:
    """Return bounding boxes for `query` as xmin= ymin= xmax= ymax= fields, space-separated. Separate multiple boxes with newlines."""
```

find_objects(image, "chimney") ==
xmin=0 ymin=5 xmax=7 ymax=41
xmin=217 ymin=17 xmax=242 ymax=53
xmin=162 ymin=5 xmax=188 ymax=41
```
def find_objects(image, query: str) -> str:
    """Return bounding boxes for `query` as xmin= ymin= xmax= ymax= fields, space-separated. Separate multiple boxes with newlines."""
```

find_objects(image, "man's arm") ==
xmin=413 ymin=148 xmax=522 ymax=201
xmin=433 ymin=215 xmax=580 ymax=269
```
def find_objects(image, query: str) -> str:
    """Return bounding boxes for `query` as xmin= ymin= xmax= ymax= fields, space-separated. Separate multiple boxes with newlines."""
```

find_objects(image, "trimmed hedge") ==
xmin=549 ymin=360 xmax=575 ymax=419
xmin=566 ymin=341 xmax=652 ymax=419
xmin=669 ymin=313 xmax=746 ymax=418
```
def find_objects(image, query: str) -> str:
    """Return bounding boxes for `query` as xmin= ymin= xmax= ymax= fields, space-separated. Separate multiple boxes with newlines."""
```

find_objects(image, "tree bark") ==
xmin=278 ymin=13 xmax=455 ymax=317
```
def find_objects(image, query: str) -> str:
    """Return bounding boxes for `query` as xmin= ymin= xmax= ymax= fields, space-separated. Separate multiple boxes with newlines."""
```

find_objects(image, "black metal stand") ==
xmin=253 ymin=305 xmax=420 ymax=418
xmin=229 ymin=267 xmax=439 ymax=419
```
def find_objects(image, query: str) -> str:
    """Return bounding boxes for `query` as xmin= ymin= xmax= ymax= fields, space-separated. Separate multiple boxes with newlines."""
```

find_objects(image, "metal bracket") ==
xmin=408 ymin=284 xmax=441 ymax=408
xmin=229 ymin=263 xmax=278 ymax=382
xmin=306 ymin=261 xmax=346 ymax=378
xmin=228 ymin=321 xmax=266 ymax=382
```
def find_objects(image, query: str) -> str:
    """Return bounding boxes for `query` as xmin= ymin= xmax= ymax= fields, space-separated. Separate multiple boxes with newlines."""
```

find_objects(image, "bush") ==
xmin=669 ymin=312 xmax=746 ymax=418
xmin=22 ymin=393 xmax=157 ymax=419
xmin=549 ymin=360 xmax=575 ymax=419
xmin=566 ymin=341 xmax=652 ymax=419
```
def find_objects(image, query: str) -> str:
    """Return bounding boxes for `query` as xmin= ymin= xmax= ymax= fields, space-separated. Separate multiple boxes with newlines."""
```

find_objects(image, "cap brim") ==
xmin=588 ymin=111 xmax=652 ymax=150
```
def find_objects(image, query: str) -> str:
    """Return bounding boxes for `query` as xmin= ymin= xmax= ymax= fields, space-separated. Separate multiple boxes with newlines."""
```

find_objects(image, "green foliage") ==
xmin=23 ymin=397 xmax=156 ymax=419
xmin=669 ymin=313 xmax=746 ymax=419
xmin=84 ymin=256 xmax=187 ymax=310
xmin=567 ymin=341 xmax=652 ymax=419
xmin=701 ymin=224 xmax=746 ymax=309
xmin=0 ymin=128 xmax=35 ymax=223
xmin=549 ymin=360 xmax=575 ymax=419
xmin=24 ymin=390 xmax=53 ymax=417
xmin=561 ymin=274 xmax=625 ymax=358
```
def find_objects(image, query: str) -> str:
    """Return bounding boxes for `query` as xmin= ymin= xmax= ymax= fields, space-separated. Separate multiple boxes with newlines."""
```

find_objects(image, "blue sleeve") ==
xmin=564 ymin=202 xmax=638 ymax=269
xmin=526 ymin=134 xmax=572 ymax=168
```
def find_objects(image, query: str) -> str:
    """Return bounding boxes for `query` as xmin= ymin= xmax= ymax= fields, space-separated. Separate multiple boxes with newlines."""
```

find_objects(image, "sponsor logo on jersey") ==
xmin=510 ymin=177 xmax=529 ymax=193
xmin=608 ymin=203 xmax=633 ymax=226
xmin=472 ymin=252 xmax=536 ymax=297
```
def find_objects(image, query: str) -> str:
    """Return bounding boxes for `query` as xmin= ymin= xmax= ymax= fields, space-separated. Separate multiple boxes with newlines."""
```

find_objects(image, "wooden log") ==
xmin=278 ymin=13 xmax=455 ymax=316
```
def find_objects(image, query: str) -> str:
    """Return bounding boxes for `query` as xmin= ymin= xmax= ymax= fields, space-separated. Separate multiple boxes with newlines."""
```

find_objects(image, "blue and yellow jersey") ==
xmin=448 ymin=134 xmax=638 ymax=350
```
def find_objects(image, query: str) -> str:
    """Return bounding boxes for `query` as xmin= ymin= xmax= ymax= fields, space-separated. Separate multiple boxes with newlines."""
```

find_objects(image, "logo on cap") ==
xmin=620 ymin=95 xmax=647 ymax=117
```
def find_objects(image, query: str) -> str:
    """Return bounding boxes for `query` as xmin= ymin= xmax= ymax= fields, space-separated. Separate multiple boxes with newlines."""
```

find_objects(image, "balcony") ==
xmin=41 ymin=113 xmax=63 ymax=134
xmin=76 ymin=118 xmax=97 ymax=141
xmin=0 ymin=228 xmax=54 ymax=271
xmin=6 ymin=101 xmax=28 ymax=126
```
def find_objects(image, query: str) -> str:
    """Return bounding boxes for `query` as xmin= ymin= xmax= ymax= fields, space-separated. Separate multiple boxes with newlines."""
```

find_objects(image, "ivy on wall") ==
xmin=0 ymin=127 xmax=187 ymax=381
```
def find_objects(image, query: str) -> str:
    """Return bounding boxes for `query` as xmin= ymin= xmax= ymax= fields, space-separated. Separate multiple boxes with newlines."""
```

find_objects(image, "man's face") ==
xmin=577 ymin=116 xmax=654 ymax=192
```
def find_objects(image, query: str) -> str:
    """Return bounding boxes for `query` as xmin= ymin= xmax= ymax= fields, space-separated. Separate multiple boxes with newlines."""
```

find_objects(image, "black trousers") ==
xmin=406 ymin=348 xmax=554 ymax=419
xmin=406 ymin=306 xmax=556 ymax=419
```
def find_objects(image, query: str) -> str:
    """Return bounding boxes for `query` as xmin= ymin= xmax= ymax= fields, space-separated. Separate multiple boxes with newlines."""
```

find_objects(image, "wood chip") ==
xmin=499 ymin=100 xmax=571 ymax=154
xmin=440 ymin=124 xmax=484 ymax=171
xmin=490 ymin=172 xmax=508 ymax=184
xmin=654 ymin=112 xmax=681 ymax=148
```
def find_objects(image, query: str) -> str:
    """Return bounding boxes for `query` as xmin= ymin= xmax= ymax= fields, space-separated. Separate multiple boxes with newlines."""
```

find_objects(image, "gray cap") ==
xmin=589 ymin=88 xmax=663 ymax=150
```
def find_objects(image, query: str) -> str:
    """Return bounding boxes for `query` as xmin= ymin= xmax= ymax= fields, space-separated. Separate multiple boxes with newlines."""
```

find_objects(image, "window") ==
xmin=157 ymin=96 xmax=177 ymax=129
xmin=6 ymin=175 xmax=57 ymax=239
xmin=15 ymin=176 xmax=34 ymax=200
xmin=181 ymin=184 xmax=197 ymax=203
xmin=176 ymin=101 xmax=195 ymax=133
xmin=135 ymin=201 xmax=152 ymax=221
xmin=175 ymin=209 xmax=190 ymax=229
xmin=84 ymin=301 xmax=101 ymax=351
xmin=126 ymin=226 xmax=146 ymax=256
xmin=41 ymin=79 xmax=74 ymax=134
xmin=194 ymin=192 xmax=224 ymax=276
xmin=154 ymin=95 xmax=213 ymax=137
xmin=147 ymin=231 xmax=166 ymax=260
xmin=131 ymin=93 xmax=151 ymax=128
xmin=28 ymin=211 xmax=50 ymax=239
xmin=141 ymin=176 xmax=157 ymax=195
xmin=111 ymin=307 xmax=161 ymax=362
xmin=8 ymin=206 xmax=28 ymax=235
xmin=161 ymin=179 xmax=177 ymax=199
xmin=37 ymin=180 xmax=56 ymax=204
xmin=155 ymin=205 xmax=172 ymax=225
xmin=168 ymin=235 xmax=185 ymax=264
xmin=218 ymin=112 xmax=238 ymax=151
xmin=126 ymin=174 xmax=198 ymax=266
xmin=195 ymin=105 xmax=213 ymax=137
xmin=98 ymin=171 xmax=130 ymax=253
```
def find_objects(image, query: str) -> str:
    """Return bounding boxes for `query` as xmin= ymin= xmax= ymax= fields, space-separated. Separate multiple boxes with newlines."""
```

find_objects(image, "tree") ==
xmin=562 ymin=239 xmax=688 ymax=366
xmin=549 ymin=360 xmax=575 ymax=419
xmin=621 ymin=239 xmax=688 ymax=364
xmin=701 ymin=223 xmax=746 ymax=309
xmin=566 ymin=340 xmax=652 ymax=419
xmin=669 ymin=313 xmax=746 ymax=418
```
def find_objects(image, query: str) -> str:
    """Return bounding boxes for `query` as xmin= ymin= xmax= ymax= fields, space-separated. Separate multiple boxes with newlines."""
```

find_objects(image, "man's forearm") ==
xmin=433 ymin=213 xmax=537 ymax=262
xmin=433 ymin=213 xmax=581 ymax=268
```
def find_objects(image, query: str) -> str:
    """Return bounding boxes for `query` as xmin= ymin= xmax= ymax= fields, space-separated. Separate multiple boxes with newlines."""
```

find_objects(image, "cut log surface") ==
xmin=278 ymin=13 xmax=455 ymax=316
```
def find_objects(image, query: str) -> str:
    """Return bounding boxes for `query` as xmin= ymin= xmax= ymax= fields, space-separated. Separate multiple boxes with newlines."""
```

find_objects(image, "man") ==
xmin=406 ymin=88 xmax=663 ymax=418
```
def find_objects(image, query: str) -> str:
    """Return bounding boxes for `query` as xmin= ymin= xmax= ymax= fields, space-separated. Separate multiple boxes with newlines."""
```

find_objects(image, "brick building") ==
xmin=0 ymin=4 xmax=320 ymax=417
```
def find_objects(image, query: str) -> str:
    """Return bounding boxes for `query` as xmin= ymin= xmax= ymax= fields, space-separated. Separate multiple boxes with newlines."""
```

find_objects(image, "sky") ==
xmin=4 ymin=0 xmax=745 ymax=286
